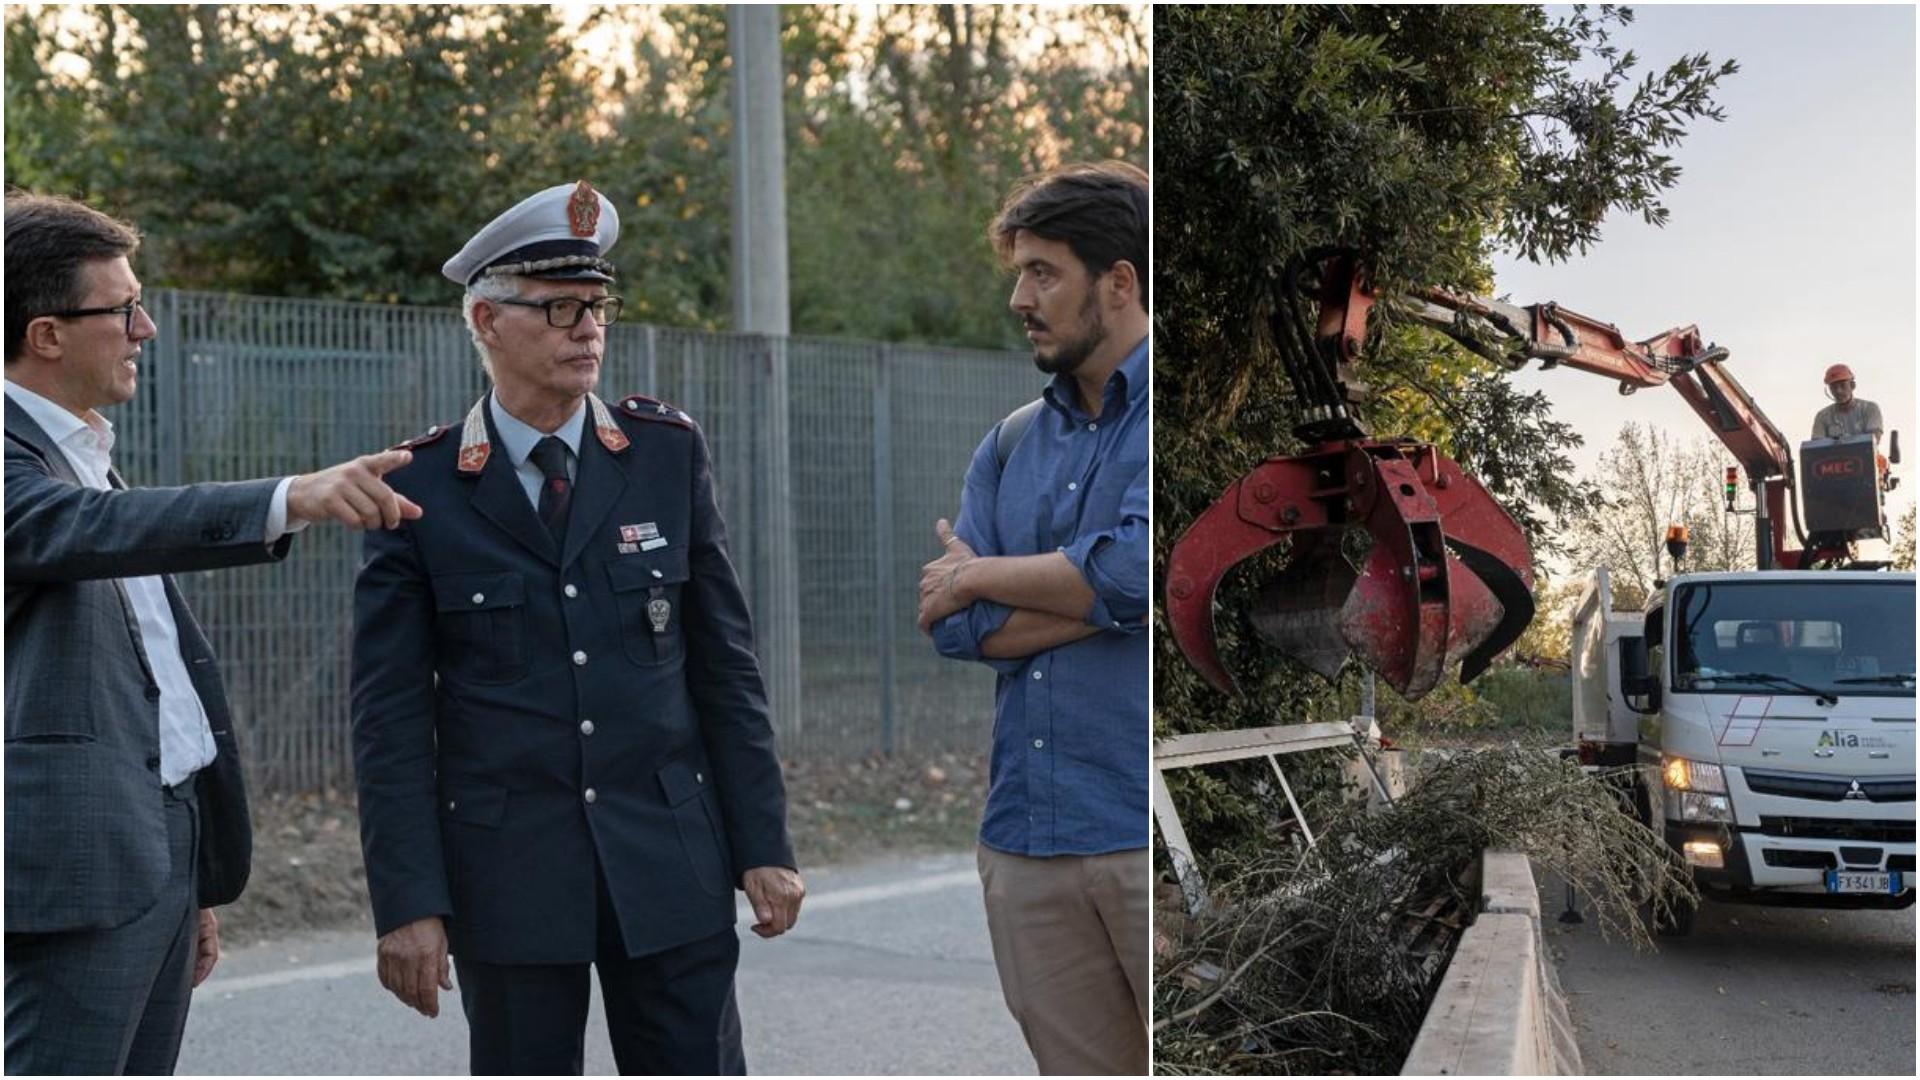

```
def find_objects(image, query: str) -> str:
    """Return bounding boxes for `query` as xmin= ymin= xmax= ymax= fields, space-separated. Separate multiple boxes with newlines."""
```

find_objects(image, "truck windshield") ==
xmin=1671 ymin=579 xmax=1916 ymax=698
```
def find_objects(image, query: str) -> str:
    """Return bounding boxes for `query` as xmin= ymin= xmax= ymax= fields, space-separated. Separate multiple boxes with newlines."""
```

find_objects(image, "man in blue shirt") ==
xmin=917 ymin=162 xmax=1149 ymax=1076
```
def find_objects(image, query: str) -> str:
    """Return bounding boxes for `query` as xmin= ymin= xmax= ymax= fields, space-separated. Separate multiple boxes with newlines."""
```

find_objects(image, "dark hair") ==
xmin=990 ymin=161 xmax=1149 ymax=312
xmin=5 ymin=192 xmax=142 ymax=364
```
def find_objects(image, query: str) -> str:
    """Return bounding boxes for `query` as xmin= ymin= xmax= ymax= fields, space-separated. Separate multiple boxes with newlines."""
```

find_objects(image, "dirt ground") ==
xmin=218 ymin=751 xmax=988 ymax=947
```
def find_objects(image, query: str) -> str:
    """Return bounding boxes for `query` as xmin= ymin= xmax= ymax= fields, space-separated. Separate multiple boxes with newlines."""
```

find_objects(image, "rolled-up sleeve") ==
xmin=930 ymin=428 xmax=1023 ymax=671
xmin=1061 ymin=459 xmax=1148 ymax=632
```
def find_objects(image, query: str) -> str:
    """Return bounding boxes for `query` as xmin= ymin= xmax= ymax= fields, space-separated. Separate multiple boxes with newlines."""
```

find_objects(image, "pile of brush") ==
xmin=1153 ymin=748 xmax=1694 ymax=1075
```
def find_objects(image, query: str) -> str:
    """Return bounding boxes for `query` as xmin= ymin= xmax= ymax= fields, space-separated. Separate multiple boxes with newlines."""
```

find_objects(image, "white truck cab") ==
xmin=1572 ymin=568 xmax=1915 ymax=934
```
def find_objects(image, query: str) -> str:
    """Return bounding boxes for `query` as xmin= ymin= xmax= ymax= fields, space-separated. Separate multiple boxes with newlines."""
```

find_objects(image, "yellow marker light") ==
xmin=1683 ymin=840 xmax=1725 ymax=869
xmin=1664 ymin=756 xmax=1691 ymax=791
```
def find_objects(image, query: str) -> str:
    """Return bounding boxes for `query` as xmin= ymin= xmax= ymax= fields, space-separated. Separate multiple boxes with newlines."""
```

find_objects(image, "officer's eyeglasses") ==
xmin=497 ymin=296 xmax=624 ymax=329
xmin=44 ymin=299 xmax=146 ymax=337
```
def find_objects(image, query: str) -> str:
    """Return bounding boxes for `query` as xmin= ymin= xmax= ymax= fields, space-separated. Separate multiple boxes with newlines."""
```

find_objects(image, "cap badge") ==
xmin=568 ymin=180 xmax=600 ymax=238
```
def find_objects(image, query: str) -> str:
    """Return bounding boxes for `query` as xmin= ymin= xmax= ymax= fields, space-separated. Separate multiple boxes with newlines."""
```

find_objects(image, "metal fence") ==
xmin=110 ymin=289 xmax=1042 ymax=793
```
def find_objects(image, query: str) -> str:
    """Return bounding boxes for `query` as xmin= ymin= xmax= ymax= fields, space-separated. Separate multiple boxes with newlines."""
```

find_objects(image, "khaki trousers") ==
xmin=977 ymin=843 xmax=1150 ymax=1075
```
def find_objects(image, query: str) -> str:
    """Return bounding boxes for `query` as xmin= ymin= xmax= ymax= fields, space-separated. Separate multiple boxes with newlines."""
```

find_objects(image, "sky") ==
xmin=1489 ymin=4 xmax=1917 ymax=552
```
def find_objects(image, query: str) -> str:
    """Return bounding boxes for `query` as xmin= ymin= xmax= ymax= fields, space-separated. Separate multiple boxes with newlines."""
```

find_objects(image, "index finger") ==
xmin=362 ymin=449 xmax=413 ymax=476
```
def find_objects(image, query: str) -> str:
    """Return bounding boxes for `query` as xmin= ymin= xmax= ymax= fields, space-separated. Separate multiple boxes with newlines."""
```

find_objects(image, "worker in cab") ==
xmin=1811 ymin=363 xmax=1884 ymax=443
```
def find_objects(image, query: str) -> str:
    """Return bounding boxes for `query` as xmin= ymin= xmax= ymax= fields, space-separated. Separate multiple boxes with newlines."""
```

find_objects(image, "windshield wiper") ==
xmin=1833 ymin=674 xmax=1917 ymax=686
xmin=1711 ymin=671 xmax=1838 ymax=706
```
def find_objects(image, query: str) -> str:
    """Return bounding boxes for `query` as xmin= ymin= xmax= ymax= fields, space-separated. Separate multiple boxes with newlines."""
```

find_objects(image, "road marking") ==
xmin=203 ymin=957 xmax=374 ymax=996
xmin=737 ymin=868 xmax=976 ymax=919
xmin=200 ymin=868 xmax=980 ymax=998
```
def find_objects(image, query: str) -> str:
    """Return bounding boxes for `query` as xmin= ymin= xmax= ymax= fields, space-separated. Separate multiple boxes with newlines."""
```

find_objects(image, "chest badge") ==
xmin=620 ymin=522 xmax=667 ymax=552
xmin=647 ymin=589 xmax=672 ymax=633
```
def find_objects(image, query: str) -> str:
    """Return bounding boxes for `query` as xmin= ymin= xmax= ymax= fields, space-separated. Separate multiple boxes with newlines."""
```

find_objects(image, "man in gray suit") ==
xmin=3 ymin=192 xmax=422 ymax=1074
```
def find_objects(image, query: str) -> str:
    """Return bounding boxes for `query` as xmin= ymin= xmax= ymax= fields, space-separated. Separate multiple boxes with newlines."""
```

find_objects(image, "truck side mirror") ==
xmin=1619 ymin=634 xmax=1660 ymax=714
xmin=1891 ymin=430 xmax=1901 ymax=465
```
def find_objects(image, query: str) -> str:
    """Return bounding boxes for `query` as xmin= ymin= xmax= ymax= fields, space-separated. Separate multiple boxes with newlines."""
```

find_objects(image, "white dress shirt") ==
xmin=489 ymin=391 xmax=583 ymax=510
xmin=5 ymin=379 xmax=298 ymax=787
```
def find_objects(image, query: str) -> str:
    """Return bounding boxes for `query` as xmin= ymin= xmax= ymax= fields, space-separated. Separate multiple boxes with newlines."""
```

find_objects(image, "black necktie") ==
xmin=529 ymin=436 xmax=572 ymax=543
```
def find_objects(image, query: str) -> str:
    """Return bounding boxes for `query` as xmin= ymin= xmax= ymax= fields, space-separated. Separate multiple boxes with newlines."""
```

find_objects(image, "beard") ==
xmin=1028 ymin=285 xmax=1108 ymax=376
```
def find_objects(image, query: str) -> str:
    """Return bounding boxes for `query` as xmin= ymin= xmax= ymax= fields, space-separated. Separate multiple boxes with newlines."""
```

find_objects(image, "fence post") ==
xmin=644 ymin=324 xmax=658 ymax=392
xmin=873 ymin=345 xmax=896 ymax=755
xmin=157 ymin=289 xmax=185 ymax=484
xmin=761 ymin=335 xmax=803 ymax=742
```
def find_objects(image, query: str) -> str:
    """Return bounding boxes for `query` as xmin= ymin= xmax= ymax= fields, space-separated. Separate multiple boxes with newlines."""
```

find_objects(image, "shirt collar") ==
xmin=488 ymin=390 xmax=585 ymax=468
xmin=4 ymin=379 xmax=110 ymax=451
xmin=1042 ymin=334 xmax=1151 ymax=418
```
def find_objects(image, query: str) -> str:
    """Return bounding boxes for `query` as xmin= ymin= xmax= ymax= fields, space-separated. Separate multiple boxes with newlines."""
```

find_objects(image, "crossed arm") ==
xmin=917 ymin=429 xmax=1148 ymax=663
xmin=917 ymin=522 xmax=1101 ymax=658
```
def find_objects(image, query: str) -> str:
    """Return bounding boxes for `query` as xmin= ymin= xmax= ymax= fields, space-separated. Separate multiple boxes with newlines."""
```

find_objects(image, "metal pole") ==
xmin=1753 ymin=478 xmax=1773 ymax=570
xmin=728 ymin=6 xmax=801 ymax=738
xmin=728 ymin=4 xmax=789 ymax=335
xmin=874 ymin=346 xmax=897 ymax=755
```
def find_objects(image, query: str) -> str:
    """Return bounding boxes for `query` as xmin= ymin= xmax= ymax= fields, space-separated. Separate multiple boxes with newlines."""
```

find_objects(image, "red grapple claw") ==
xmin=1165 ymin=440 xmax=1534 ymax=701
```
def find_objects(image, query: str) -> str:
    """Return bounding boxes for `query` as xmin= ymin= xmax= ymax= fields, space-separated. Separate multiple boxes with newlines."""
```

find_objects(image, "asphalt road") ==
xmin=1539 ymin=872 xmax=1916 ymax=1075
xmin=178 ymin=850 xmax=1035 ymax=1075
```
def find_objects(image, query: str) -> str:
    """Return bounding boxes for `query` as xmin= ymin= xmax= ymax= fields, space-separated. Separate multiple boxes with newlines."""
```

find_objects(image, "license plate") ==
xmin=1824 ymin=870 xmax=1905 ymax=895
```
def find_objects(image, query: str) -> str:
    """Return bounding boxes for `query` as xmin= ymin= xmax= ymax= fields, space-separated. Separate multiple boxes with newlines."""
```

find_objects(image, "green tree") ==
xmin=4 ymin=4 xmax=1146 ymax=344
xmin=1891 ymin=503 xmax=1915 ymax=571
xmin=785 ymin=4 xmax=1147 ymax=347
xmin=1562 ymin=423 xmax=1754 ymax=610
xmin=1154 ymin=5 xmax=1735 ymax=738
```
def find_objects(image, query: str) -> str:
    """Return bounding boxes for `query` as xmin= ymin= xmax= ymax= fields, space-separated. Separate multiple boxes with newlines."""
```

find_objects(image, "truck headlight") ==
xmin=1663 ymin=756 xmax=1728 ymax=794
xmin=1677 ymin=792 xmax=1733 ymax=823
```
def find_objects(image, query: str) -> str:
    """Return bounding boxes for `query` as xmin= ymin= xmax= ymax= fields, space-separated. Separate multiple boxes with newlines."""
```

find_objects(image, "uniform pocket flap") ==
xmin=607 ymin=548 xmax=691 ymax=593
xmin=438 ymin=779 xmax=508 ymax=826
xmin=657 ymin=757 xmax=710 ymax=806
xmin=430 ymin=572 xmax=526 ymax=613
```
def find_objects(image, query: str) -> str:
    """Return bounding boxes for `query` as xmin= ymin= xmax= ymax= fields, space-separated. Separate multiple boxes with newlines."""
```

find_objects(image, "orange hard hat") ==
xmin=1824 ymin=363 xmax=1855 ymax=384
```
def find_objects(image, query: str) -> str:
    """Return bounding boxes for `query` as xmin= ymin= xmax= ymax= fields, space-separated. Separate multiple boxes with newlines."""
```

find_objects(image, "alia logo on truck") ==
xmin=1815 ymin=730 xmax=1892 ymax=749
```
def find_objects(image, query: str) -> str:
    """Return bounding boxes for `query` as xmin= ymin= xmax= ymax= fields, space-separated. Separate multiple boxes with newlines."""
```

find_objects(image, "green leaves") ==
xmin=4 ymin=4 xmax=1144 ymax=344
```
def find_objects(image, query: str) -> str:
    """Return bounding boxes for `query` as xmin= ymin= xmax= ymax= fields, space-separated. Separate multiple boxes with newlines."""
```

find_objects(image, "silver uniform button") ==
xmin=1088 ymin=422 xmax=1097 ymax=431
xmin=580 ymin=719 xmax=595 ymax=736
xmin=650 ymin=569 xmax=663 ymax=579
xmin=1033 ymin=739 xmax=1045 ymax=749
xmin=1067 ymin=481 xmax=1078 ymax=491
xmin=627 ymin=399 xmax=640 ymax=410
xmin=1032 ymin=670 xmax=1043 ymax=680
xmin=447 ymin=799 xmax=457 ymax=811
xmin=472 ymin=593 xmax=485 ymax=605
xmin=564 ymin=584 xmax=579 ymax=598
xmin=572 ymin=650 xmax=588 ymax=666
xmin=427 ymin=424 xmax=440 ymax=435
xmin=695 ymin=772 xmax=704 ymax=783
xmin=584 ymin=788 xmax=597 ymax=804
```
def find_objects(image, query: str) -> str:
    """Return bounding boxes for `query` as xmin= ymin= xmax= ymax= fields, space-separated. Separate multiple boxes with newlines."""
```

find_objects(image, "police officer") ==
xmin=351 ymin=181 xmax=803 ymax=1075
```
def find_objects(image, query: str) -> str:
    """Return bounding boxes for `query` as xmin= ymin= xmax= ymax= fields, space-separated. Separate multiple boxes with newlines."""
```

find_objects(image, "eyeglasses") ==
xmin=496 ymin=295 xmax=624 ymax=329
xmin=44 ymin=299 xmax=146 ymax=337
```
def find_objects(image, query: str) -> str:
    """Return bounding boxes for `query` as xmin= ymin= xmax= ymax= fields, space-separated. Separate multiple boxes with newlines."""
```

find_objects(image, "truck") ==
xmin=1573 ymin=564 xmax=1915 ymax=935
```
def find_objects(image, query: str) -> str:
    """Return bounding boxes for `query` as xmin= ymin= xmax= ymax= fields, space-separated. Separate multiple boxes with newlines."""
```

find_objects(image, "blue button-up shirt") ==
xmin=932 ymin=336 xmax=1149 ymax=857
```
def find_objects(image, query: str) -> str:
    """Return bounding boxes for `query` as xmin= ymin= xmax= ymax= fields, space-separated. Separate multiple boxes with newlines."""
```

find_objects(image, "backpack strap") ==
xmin=995 ymin=397 xmax=1046 ymax=471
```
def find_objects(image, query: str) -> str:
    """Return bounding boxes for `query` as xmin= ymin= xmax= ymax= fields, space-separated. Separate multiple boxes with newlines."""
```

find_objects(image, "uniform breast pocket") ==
xmin=608 ymin=550 xmax=690 ymax=667
xmin=430 ymin=571 xmax=529 ymax=684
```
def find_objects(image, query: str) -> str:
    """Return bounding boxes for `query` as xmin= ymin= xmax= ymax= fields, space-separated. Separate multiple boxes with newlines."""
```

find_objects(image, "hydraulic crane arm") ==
xmin=1165 ymin=252 xmax=1837 ymax=703
xmin=1401 ymin=284 xmax=1795 ymax=484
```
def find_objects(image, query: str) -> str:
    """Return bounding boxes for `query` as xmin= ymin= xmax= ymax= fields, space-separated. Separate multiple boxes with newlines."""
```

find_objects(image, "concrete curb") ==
xmin=1401 ymin=850 xmax=1583 ymax=1076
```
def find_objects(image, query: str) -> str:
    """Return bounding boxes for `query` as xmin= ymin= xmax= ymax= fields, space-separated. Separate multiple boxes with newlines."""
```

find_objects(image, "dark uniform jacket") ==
xmin=4 ymin=396 xmax=265 ymax=933
xmin=351 ymin=392 xmax=794 ymax=965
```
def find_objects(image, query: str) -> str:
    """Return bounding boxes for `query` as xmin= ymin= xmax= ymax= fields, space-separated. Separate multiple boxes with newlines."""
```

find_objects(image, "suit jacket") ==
xmin=351 ymin=394 xmax=794 ymax=965
xmin=3 ymin=396 xmax=281 ymax=934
